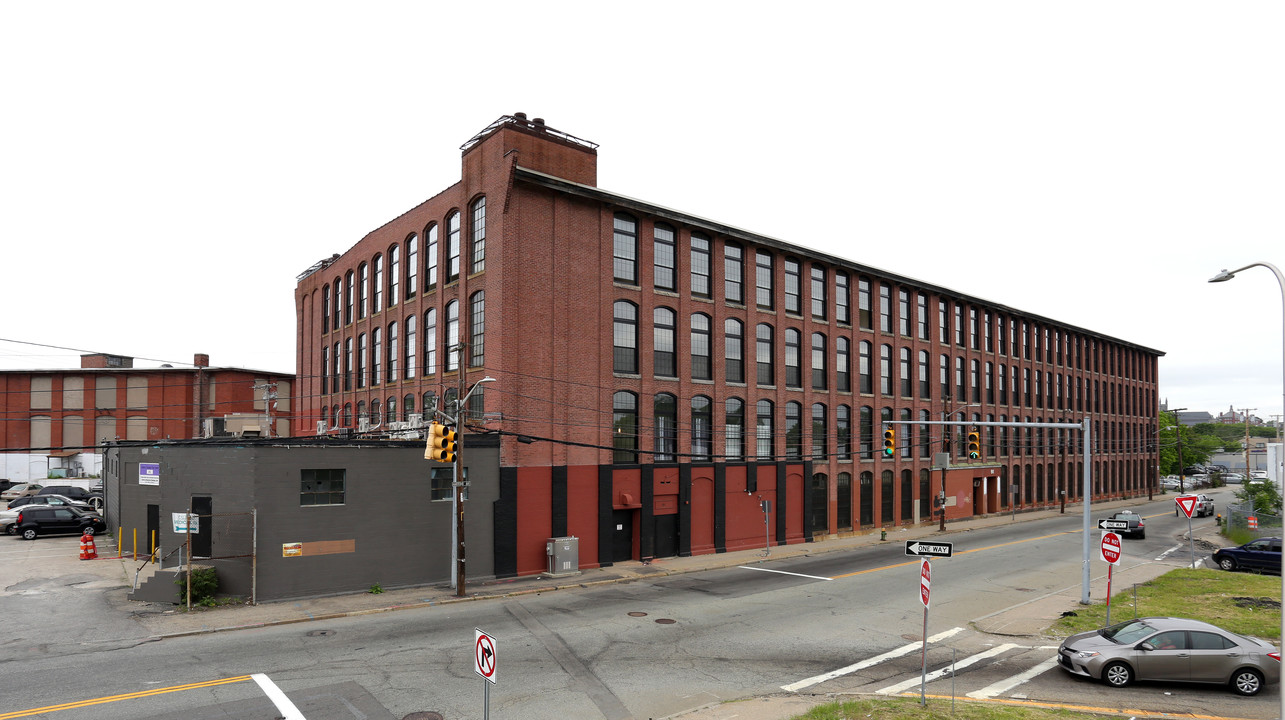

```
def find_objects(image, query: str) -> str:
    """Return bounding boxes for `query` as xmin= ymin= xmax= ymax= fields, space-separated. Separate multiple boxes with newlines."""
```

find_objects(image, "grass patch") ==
xmin=1051 ymin=567 xmax=1280 ymax=640
xmin=790 ymin=696 xmax=1107 ymax=720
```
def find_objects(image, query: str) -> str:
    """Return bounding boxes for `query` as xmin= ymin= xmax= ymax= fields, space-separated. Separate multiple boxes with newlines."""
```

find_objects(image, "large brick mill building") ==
xmin=294 ymin=114 xmax=1163 ymax=579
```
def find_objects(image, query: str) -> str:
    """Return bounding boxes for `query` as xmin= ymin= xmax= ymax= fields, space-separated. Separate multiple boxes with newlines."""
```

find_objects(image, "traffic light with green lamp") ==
xmin=967 ymin=427 xmax=981 ymax=460
xmin=424 ymin=421 xmax=458 ymax=463
xmin=882 ymin=426 xmax=896 ymax=456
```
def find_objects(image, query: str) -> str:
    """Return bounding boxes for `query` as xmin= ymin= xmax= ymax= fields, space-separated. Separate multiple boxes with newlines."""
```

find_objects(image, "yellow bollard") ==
xmin=132 ymin=528 xmax=137 ymax=561
xmin=151 ymin=530 xmax=157 ymax=563
xmin=117 ymin=527 xmax=122 ymax=557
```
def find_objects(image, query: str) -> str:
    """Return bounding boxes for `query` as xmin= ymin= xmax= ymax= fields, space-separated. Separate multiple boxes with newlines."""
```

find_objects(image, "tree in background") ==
xmin=1158 ymin=411 xmax=1219 ymax=475
xmin=1235 ymin=480 xmax=1283 ymax=516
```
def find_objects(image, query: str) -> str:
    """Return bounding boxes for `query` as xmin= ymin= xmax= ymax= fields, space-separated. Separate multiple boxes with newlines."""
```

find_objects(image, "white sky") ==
xmin=1 ymin=2 xmax=1281 ymax=424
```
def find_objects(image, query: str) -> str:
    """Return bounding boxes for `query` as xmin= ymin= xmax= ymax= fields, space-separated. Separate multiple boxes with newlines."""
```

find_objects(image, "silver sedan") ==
xmin=1058 ymin=617 xmax=1280 ymax=696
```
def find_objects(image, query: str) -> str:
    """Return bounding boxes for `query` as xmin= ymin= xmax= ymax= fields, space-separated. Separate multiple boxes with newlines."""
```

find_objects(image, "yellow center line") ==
xmin=831 ymin=529 xmax=1080 ymax=580
xmin=0 ymin=675 xmax=253 ymax=719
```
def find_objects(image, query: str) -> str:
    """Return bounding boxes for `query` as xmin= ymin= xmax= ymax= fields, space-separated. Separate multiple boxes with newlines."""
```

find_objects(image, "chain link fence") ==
xmin=1223 ymin=501 xmax=1282 ymax=537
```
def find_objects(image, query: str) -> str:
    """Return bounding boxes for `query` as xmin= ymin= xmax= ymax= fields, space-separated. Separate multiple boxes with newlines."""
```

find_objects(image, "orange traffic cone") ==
xmin=80 ymin=531 xmax=97 ymax=560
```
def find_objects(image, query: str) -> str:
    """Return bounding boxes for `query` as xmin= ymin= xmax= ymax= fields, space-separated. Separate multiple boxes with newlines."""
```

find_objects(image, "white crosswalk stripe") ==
xmin=780 ymin=627 xmax=964 ymax=692
xmin=876 ymin=643 xmax=1017 ymax=695
xmin=965 ymin=651 xmax=1059 ymax=699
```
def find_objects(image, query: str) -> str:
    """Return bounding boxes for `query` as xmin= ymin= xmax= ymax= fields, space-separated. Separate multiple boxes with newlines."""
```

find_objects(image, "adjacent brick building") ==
xmin=294 ymin=114 xmax=1163 ymax=578
xmin=0 ymin=353 xmax=293 ymax=482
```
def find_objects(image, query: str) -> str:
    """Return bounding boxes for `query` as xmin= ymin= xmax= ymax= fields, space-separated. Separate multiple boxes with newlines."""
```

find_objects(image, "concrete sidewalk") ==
xmin=69 ymin=492 xmax=1227 ymax=720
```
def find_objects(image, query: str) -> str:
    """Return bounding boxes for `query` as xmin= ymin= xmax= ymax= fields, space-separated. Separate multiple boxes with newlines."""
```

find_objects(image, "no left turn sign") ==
xmin=475 ymin=628 xmax=497 ymax=684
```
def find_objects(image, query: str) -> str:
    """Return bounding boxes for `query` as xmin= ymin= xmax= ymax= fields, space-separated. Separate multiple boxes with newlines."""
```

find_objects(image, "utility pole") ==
xmin=253 ymin=381 xmax=278 ymax=437
xmin=455 ymin=343 xmax=469 ymax=597
xmin=1168 ymin=408 xmax=1187 ymax=494
xmin=1240 ymin=408 xmax=1256 ymax=475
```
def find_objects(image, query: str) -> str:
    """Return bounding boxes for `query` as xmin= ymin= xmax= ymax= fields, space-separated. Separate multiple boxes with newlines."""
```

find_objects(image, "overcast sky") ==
xmin=2 ymin=2 xmax=1281 ymax=424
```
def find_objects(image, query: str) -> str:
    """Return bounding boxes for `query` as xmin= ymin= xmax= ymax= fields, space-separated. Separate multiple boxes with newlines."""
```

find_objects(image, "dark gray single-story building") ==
xmin=101 ymin=435 xmax=499 ymax=603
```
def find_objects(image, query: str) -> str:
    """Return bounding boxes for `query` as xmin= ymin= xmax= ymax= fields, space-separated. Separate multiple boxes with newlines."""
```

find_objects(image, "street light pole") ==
xmin=444 ymin=348 xmax=496 ymax=598
xmin=1209 ymin=261 xmax=1285 ymax=720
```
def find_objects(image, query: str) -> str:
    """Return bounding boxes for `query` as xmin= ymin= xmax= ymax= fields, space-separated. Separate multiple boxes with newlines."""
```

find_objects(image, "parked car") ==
xmin=1103 ymin=510 xmax=1145 ymax=539
xmin=1213 ymin=537 xmax=1282 ymax=574
xmin=1160 ymin=477 xmax=1182 ymax=491
xmin=37 ymin=485 xmax=95 ymax=502
xmin=1250 ymin=470 xmax=1269 ymax=480
xmin=7 ymin=494 xmax=93 ymax=512
xmin=0 ymin=483 xmax=43 ymax=502
xmin=1177 ymin=493 xmax=1215 ymax=517
xmin=1182 ymin=465 xmax=1210 ymax=477
xmin=0 ymin=506 xmax=21 ymax=535
xmin=0 ymin=480 xmax=17 ymax=495
xmin=13 ymin=505 xmax=106 ymax=540
xmin=1058 ymin=616 xmax=1280 ymax=695
xmin=1221 ymin=472 xmax=1247 ymax=484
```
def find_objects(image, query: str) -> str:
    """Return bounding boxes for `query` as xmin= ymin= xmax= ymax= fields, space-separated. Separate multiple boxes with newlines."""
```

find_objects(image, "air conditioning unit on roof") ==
xmin=358 ymin=418 xmax=371 ymax=432
xmin=316 ymin=421 xmax=327 ymax=434
xmin=408 ymin=413 xmax=423 ymax=427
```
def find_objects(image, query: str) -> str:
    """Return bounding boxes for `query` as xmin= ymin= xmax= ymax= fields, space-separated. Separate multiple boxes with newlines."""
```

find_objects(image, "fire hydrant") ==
xmin=881 ymin=530 xmax=887 ymax=541
xmin=79 ymin=530 xmax=98 ymax=560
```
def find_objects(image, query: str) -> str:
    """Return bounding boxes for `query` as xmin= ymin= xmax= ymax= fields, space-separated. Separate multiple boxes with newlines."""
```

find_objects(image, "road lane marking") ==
xmin=965 ymin=652 xmax=1059 ymax=698
xmin=0 ymin=676 xmax=253 ymax=719
xmin=1155 ymin=543 xmax=1183 ymax=561
xmin=877 ymin=643 xmax=1017 ymax=695
xmin=251 ymin=673 xmax=307 ymax=720
xmin=780 ymin=627 xmax=963 ymax=692
xmin=738 ymin=565 xmax=832 ymax=581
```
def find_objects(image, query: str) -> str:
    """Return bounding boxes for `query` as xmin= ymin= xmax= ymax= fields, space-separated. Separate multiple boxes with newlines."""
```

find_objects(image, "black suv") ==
xmin=14 ymin=506 xmax=106 ymax=540
xmin=39 ymin=485 xmax=104 ymax=511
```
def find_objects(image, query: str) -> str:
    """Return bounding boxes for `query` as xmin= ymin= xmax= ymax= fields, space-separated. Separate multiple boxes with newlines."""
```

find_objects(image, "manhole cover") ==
xmin=655 ymin=618 xmax=676 ymax=624
xmin=306 ymin=629 xmax=335 ymax=637
xmin=628 ymin=611 xmax=648 ymax=617
xmin=403 ymin=713 xmax=444 ymax=720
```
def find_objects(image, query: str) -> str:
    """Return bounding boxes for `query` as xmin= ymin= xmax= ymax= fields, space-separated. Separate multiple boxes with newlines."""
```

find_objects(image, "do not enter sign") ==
xmin=1100 ymin=531 xmax=1122 ymax=565
xmin=919 ymin=559 xmax=931 ymax=607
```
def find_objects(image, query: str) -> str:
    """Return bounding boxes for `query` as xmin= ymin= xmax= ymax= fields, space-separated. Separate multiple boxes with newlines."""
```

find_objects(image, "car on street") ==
xmin=13 ymin=505 xmax=107 ymax=540
xmin=7 ymin=493 xmax=94 ymax=512
xmin=1102 ymin=510 xmax=1145 ymax=539
xmin=1058 ymin=616 xmax=1280 ymax=695
xmin=0 ymin=483 xmax=43 ymax=502
xmin=1212 ymin=537 xmax=1282 ymax=574
xmin=1177 ymin=493 xmax=1215 ymax=517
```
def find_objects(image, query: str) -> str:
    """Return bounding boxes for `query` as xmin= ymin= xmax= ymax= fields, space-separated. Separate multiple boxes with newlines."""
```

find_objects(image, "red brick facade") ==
xmin=294 ymin=114 xmax=1163 ymax=577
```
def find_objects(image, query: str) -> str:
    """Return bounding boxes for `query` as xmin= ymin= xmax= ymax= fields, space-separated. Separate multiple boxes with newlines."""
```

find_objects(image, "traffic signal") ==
xmin=967 ymin=427 xmax=981 ymax=460
xmin=883 ymin=427 xmax=896 ymax=456
xmin=425 ymin=421 xmax=458 ymax=463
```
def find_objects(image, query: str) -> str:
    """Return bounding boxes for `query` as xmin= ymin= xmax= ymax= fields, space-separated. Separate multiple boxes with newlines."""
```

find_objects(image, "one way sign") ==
xmin=905 ymin=540 xmax=954 ymax=558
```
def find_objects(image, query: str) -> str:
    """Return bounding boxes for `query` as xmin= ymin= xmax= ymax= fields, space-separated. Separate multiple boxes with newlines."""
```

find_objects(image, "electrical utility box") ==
xmin=545 ymin=536 xmax=581 ymax=578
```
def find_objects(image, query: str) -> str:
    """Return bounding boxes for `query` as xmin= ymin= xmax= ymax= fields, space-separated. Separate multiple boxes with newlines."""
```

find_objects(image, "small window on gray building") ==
xmin=301 ymin=469 xmax=346 ymax=506
xmin=431 ymin=467 xmax=466 ymax=502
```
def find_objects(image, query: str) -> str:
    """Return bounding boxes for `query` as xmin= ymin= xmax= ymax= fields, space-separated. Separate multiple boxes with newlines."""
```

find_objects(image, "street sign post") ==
xmin=1176 ymin=495 xmax=1198 ymax=568
xmin=918 ymin=558 xmax=931 ymax=706
xmin=1100 ymin=531 xmax=1121 ymax=626
xmin=906 ymin=540 xmax=954 ymax=558
xmin=475 ymin=627 xmax=497 ymax=719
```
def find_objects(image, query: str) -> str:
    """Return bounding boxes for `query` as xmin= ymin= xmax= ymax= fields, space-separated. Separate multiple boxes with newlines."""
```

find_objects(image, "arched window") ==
xmin=385 ymin=396 xmax=397 ymax=425
xmin=470 ymin=197 xmax=486 ymax=274
xmin=404 ymin=314 xmax=417 ymax=380
xmin=371 ymin=327 xmax=382 ymax=385
xmin=445 ymin=300 xmax=459 ymax=372
xmin=655 ymin=393 xmax=677 ymax=462
xmin=332 ymin=280 xmax=341 ymax=330
xmin=756 ymin=324 xmax=774 ymax=386
xmin=899 ymin=347 xmax=911 ymax=397
xmin=425 ymin=223 xmax=438 ymax=291
xmin=423 ymin=308 xmax=437 ymax=376
xmin=691 ymin=313 xmax=711 ymax=381
xmin=387 ymin=321 xmax=399 ymax=382
xmin=357 ymin=333 xmax=367 ymax=389
xmin=613 ymin=301 xmax=638 ymax=374
xmin=403 ymin=394 xmax=414 ymax=422
xmin=859 ymin=341 xmax=872 ymax=394
xmin=406 ymin=233 xmax=418 ymax=298
xmin=785 ymin=401 xmax=802 ymax=458
xmin=836 ymin=337 xmax=850 ymax=392
xmin=320 ymin=346 xmax=329 ymax=395
xmin=879 ymin=344 xmax=892 ymax=396
xmin=756 ymin=400 xmax=775 ymax=459
xmin=446 ymin=211 xmax=461 ymax=282
xmin=613 ymin=391 xmax=638 ymax=464
xmin=860 ymin=405 xmax=873 ymax=459
xmin=837 ymin=405 xmax=851 ymax=460
xmin=344 ymin=338 xmax=353 ymax=391
xmin=344 ymin=271 xmax=354 ymax=325
xmin=372 ymin=254 xmax=384 ymax=313
xmin=918 ymin=350 xmax=930 ymax=399
xmin=654 ymin=307 xmax=677 ymax=378
xmin=470 ymin=291 xmax=485 ymax=367
xmin=724 ymin=318 xmax=744 ymax=384
xmin=724 ymin=398 xmax=744 ymax=461
xmin=388 ymin=244 xmax=400 ymax=307
xmin=358 ymin=262 xmax=368 ymax=319
xmin=691 ymin=395 xmax=712 ymax=461
xmin=811 ymin=403 xmax=827 ymax=460
xmin=811 ymin=333 xmax=826 ymax=390
xmin=322 ymin=288 xmax=330 ymax=334
xmin=785 ymin=328 xmax=802 ymax=388
xmin=837 ymin=472 xmax=853 ymax=531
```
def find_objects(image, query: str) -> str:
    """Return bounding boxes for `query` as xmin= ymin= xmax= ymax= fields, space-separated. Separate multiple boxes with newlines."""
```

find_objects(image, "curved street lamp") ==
xmin=1209 ymin=261 xmax=1284 ymax=720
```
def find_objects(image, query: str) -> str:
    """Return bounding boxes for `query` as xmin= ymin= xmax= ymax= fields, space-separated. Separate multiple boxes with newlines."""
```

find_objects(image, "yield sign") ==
xmin=1100 ymin=531 xmax=1122 ymax=565
xmin=475 ymin=628 xmax=497 ymax=684
xmin=1176 ymin=495 xmax=1198 ymax=519
xmin=919 ymin=559 xmax=931 ymax=607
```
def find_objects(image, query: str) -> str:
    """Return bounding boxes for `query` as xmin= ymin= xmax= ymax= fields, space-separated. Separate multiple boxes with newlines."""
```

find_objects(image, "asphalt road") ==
xmin=1 ymin=487 xmax=1274 ymax=720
